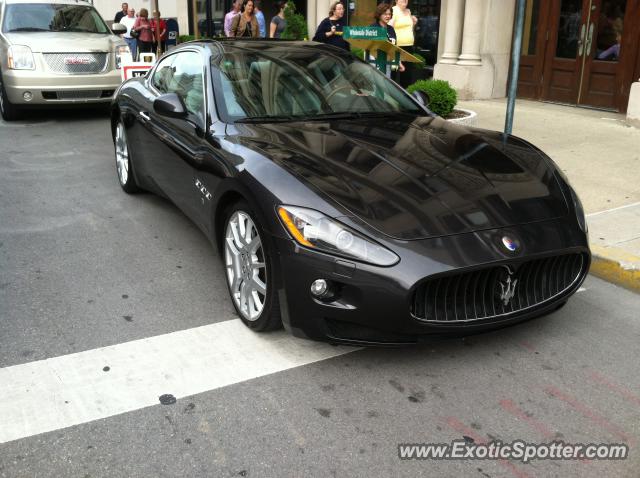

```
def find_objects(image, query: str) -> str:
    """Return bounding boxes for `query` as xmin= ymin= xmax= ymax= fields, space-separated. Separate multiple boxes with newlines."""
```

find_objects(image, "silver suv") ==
xmin=0 ymin=0 xmax=129 ymax=120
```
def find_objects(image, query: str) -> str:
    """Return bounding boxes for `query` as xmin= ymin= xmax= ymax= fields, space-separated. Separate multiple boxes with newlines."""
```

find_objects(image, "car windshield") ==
xmin=2 ymin=3 xmax=110 ymax=34
xmin=211 ymin=46 xmax=424 ymax=122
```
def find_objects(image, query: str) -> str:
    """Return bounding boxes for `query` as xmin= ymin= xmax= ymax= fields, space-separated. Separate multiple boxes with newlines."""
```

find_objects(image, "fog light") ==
xmin=311 ymin=279 xmax=335 ymax=299
xmin=23 ymin=91 xmax=33 ymax=101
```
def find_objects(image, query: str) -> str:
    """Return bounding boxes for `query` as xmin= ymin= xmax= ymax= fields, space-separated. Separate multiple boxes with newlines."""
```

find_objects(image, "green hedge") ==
xmin=281 ymin=1 xmax=308 ymax=40
xmin=407 ymin=79 xmax=457 ymax=117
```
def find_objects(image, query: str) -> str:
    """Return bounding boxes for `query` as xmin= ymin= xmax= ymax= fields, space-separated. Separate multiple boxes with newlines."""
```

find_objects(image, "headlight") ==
xmin=7 ymin=45 xmax=35 ymax=70
xmin=278 ymin=205 xmax=399 ymax=266
xmin=115 ymin=45 xmax=130 ymax=69
xmin=570 ymin=188 xmax=587 ymax=233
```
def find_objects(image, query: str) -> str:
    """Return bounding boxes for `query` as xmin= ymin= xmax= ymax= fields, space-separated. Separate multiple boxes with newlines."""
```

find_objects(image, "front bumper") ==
xmin=2 ymin=65 xmax=121 ymax=105
xmin=272 ymin=218 xmax=590 ymax=345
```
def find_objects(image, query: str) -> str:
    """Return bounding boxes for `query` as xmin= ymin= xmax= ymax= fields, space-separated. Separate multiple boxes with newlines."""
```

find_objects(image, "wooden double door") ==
xmin=518 ymin=0 xmax=640 ymax=111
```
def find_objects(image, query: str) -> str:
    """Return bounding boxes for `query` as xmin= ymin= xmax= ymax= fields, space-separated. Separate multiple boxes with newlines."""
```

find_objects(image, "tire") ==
xmin=223 ymin=201 xmax=282 ymax=331
xmin=113 ymin=118 xmax=140 ymax=193
xmin=0 ymin=73 xmax=20 ymax=121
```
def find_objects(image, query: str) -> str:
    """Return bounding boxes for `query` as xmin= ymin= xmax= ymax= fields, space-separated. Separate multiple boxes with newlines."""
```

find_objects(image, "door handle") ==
xmin=577 ymin=23 xmax=586 ymax=56
xmin=139 ymin=111 xmax=150 ymax=121
xmin=585 ymin=22 xmax=595 ymax=56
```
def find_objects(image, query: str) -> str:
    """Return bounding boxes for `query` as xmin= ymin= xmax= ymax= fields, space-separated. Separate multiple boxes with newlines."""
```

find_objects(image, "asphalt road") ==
xmin=1 ymin=111 xmax=639 ymax=478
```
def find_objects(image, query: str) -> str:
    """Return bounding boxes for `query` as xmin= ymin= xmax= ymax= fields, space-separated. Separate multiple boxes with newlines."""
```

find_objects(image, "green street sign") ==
xmin=343 ymin=26 xmax=387 ymax=41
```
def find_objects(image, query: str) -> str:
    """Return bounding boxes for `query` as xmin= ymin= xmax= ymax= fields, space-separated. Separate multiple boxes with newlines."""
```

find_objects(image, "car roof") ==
xmin=175 ymin=39 xmax=351 ymax=57
xmin=4 ymin=0 xmax=93 ymax=5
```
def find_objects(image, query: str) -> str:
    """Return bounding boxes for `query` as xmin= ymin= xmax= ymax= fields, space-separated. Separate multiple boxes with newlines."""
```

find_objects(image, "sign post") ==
xmin=153 ymin=0 xmax=162 ymax=57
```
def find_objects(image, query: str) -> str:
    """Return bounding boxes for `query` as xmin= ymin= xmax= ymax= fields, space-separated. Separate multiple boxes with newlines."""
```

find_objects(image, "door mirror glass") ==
xmin=412 ymin=90 xmax=431 ymax=108
xmin=154 ymin=93 xmax=188 ymax=119
xmin=111 ymin=23 xmax=127 ymax=35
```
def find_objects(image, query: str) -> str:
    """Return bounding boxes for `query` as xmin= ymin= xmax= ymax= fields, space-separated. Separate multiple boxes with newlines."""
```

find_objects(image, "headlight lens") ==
xmin=7 ymin=45 xmax=35 ymax=70
xmin=115 ymin=45 xmax=131 ymax=69
xmin=278 ymin=205 xmax=399 ymax=266
xmin=570 ymin=188 xmax=587 ymax=233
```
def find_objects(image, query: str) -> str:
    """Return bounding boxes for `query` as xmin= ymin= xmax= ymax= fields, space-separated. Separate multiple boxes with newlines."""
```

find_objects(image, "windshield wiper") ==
xmin=235 ymin=115 xmax=298 ymax=123
xmin=7 ymin=27 xmax=49 ymax=32
xmin=59 ymin=26 xmax=96 ymax=32
xmin=291 ymin=111 xmax=416 ymax=121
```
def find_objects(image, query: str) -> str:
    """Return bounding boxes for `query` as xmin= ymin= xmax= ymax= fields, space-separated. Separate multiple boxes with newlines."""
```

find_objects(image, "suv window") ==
xmin=166 ymin=51 xmax=205 ymax=120
xmin=2 ymin=3 xmax=110 ymax=34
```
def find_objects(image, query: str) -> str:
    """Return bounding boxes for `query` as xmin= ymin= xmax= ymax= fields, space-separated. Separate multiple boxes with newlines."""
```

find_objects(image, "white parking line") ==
xmin=586 ymin=201 xmax=640 ymax=218
xmin=0 ymin=320 xmax=359 ymax=444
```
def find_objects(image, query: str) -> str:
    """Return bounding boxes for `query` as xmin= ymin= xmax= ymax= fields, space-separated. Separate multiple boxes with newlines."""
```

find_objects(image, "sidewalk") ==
xmin=458 ymin=98 xmax=640 ymax=292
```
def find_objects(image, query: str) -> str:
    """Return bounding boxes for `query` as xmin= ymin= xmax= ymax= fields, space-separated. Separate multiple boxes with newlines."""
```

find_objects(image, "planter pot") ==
xmin=445 ymin=108 xmax=477 ymax=127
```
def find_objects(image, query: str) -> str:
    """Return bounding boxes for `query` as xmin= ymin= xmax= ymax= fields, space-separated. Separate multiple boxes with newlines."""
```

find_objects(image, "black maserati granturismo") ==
xmin=110 ymin=39 xmax=590 ymax=345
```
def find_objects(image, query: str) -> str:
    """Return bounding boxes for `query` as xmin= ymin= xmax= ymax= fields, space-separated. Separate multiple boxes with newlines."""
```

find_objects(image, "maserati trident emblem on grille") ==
xmin=499 ymin=273 xmax=518 ymax=306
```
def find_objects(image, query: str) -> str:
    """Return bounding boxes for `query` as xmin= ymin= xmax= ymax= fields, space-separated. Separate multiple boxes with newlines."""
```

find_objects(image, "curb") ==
xmin=589 ymin=244 xmax=640 ymax=293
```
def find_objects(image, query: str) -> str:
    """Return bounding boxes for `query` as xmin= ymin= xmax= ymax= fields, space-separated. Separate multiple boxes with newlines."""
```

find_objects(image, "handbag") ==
xmin=130 ymin=28 xmax=139 ymax=38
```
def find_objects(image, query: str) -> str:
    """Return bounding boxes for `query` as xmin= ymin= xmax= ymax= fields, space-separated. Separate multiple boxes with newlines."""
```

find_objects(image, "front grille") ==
xmin=42 ymin=90 xmax=103 ymax=100
xmin=43 ymin=53 xmax=108 ymax=74
xmin=411 ymin=253 xmax=587 ymax=323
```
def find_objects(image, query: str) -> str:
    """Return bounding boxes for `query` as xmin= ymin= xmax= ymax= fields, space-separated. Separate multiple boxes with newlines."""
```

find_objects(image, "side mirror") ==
xmin=111 ymin=23 xmax=127 ymax=35
xmin=411 ymin=90 xmax=431 ymax=108
xmin=154 ymin=93 xmax=188 ymax=119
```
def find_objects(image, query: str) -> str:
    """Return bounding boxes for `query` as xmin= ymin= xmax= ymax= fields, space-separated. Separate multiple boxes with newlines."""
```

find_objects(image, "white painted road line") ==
xmin=587 ymin=201 xmax=640 ymax=218
xmin=0 ymin=320 xmax=359 ymax=444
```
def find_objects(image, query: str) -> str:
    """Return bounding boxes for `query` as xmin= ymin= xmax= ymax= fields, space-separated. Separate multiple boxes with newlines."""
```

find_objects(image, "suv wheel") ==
xmin=0 ymin=73 xmax=20 ymax=121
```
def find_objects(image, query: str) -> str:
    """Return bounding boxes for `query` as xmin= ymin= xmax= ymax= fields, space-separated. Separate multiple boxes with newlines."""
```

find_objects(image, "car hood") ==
xmin=3 ymin=32 xmax=123 ymax=52
xmin=236 ymin=115 xmax=569 ymax=240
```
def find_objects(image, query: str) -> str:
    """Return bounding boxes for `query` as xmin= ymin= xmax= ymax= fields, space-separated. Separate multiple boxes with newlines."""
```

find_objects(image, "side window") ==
xmin=151 ymin=55 xmax=176 ymax=94
xmin=166 ymin=51 xmax=205 ymax=119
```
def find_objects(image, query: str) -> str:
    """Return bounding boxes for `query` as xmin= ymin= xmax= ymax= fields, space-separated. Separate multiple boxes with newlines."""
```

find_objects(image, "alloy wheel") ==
xmin=224 ymin=210 xmax=267 ymax=321
xmin=114 ymin=121 xmax=130 ymax=186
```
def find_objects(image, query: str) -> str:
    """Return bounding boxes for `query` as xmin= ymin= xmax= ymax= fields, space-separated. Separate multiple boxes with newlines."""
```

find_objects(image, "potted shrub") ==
xmin=407 ymin=79 xmax=477 ymax=126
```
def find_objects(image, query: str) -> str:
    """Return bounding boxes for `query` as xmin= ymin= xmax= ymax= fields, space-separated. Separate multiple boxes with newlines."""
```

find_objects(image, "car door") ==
xmin=138 ymin=50 xmax=207 ymax=220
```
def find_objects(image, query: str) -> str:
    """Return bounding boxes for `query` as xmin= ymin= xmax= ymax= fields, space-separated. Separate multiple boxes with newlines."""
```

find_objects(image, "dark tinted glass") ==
xmin=211 ymin=47 xmax=423 ymax=121
xmin=2 ymin=4 xmax=110 ymax=33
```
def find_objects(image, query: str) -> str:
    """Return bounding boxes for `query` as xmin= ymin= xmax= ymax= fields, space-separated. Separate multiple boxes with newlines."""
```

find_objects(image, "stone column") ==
xmin=457 ymin=0 xmax=484 ymax=66
xmin=439 ymin=0 xmax=465 ymax=64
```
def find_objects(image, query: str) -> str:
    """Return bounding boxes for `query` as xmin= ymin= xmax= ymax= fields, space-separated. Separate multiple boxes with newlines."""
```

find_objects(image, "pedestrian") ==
xmin=150 ymin=12 xmax=167 ymax=54
xmin=133 ymin=8 xmax=154 ymax=59
xmin=389 ymin=0 xmax=416 ymax=85
xmin=370 ymin=3 xmax=404 ymax=72
xmin=230 ymin=0 xmax=259 ymax=38
xmin=114 ymin=2 xmax=128 ymax=23
xmin=312 ymin=1 xmax=350 ymax=51
xmin=120 ymin=7 xmax=137 ymax=60
xmin=254 ymin=0 xmax=266 ymax=38
xmin=269 ymin=0 xmax=286 ymax=38
xmin=224 ymin=0 xmax=242 ymax=37
xmin=389 ymin=0 xmax=416 ymax=49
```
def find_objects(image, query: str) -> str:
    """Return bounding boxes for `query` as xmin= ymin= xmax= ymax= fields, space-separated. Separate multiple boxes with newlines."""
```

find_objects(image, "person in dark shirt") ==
xmin=370 ymin=3 xmax=404 ymax=72
xmin=114 ymin=2 xmax=128 ymax=23
xmin=370 ymin=3 xmax=397 ymax=43
xmin=312 ymin=1 xmax=350 ymax=51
